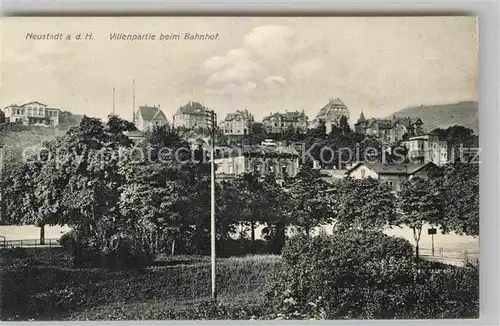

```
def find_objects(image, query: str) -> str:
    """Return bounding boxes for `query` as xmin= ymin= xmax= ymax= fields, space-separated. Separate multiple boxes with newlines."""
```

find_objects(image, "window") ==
xmin=28 ymin=108 xmax=32 ymax=115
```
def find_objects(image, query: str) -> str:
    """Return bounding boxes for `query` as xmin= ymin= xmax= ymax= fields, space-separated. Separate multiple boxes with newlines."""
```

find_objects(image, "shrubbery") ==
xmin=60 ymin=230 xmax=154 ymax=269
xmin=265 ymin=230 xmax=479 ymax=319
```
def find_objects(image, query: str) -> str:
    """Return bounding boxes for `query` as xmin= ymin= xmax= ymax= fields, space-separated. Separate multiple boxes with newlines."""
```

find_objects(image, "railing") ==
xmin=419 ymin=247 xmax=479 ymax=266
xmin=0 ymin=238 xmax=61 ymax=249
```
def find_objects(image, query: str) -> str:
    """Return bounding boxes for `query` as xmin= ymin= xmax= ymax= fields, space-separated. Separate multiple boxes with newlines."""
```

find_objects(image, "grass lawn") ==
xmin=0 ymin=248 xmax=280 ymax=321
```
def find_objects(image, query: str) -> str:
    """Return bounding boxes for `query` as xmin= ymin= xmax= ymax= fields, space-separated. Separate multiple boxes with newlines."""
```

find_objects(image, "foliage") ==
xmin=339 ymin=115 xmax=351 ymax=135
xmin=333 ymin=177 xmax=397 ymax=231
xmin=440 ymin=163 xmax=479 ymax=236
xmin=265 ymin=231 xmax=479 ymax=319
xmin=286 ymin=166 xmax=333 ymax=235
xmin=431 ymin=125 xmax=479 ymax=163
xmin=5 ymin=115 xmax=152 ymax=267
xmin=58 ymin=110 xmax=84 ymax=130
xmin=397 ymin=176 xmax=444 ymax=258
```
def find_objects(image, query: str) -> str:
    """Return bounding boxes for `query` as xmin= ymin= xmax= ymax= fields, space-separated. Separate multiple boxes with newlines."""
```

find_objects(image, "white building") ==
xmin=345 ymin=161 xmax=438 ymax=191
xmin=402 ymin=134 xmax=448 ymax=166
xmin=214 ymin=141 xmax=300 ymax=185
xmin=310 ymin=97 xmax=350 ymax=134
xmin=134 ymin=105 xmax=168 ymax=131
xmin=3 ymin=101 xmax=60 ymax=127
xmin=172 ymin=101 xmax=209 ymax=130
xmin=219 ymin=109 xmax=254 ymax=135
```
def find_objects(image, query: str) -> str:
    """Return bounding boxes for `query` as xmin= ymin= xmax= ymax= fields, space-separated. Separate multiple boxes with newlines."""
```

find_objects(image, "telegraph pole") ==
xmin=205 ymin=109 xmax=217 ymax=302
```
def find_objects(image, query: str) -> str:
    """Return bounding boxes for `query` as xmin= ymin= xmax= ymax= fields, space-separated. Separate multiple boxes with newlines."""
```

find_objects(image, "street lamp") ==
xmin=205 ymin=109 xmax=217 ymax=302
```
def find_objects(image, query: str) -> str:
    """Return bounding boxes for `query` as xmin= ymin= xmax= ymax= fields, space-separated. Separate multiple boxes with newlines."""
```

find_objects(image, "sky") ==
xmin=1 ymin=17 xmax=478 ymax=124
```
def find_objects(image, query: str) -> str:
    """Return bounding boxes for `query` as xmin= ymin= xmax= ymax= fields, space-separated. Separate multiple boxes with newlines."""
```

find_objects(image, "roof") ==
xmin=345 ymin=161 xmax=436 ymax=175
xmin=22 ymin=101 xmax=47 ymax=107
xmin=124 ymin=130 xmax=145 ymax=139
xmin=321 ymin=169 xmax=348 ymax=179
xmin=263 ymin=110 xmax=307 ymax=122
xmin=138 ymin=106 xmax=167 ymax=122
xmin=5 ymin=101 xmax=47 ymax=108
xmin=405 ymin=135 xmax=430 ymax=141
xmin=216 ymin=144 xmax=300 ymax=158
xmin=222 ymin=110 xmax=253 ymax=122
xmin=174 ymin=101 xmax=208 ymax=116
xmin=362 ymin=116 xmax=423 ymax=129
xmin=315 ymin=97 xmax=349 ymax=120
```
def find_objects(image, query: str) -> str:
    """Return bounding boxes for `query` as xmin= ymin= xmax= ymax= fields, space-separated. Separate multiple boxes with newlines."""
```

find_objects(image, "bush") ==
xmin=217 ymin=238 xmax=268 ymax=257
xmin=265 ymin=230 xmax=479 ymax=319
xmin=60 ymin=230 xmax=154 ymax=269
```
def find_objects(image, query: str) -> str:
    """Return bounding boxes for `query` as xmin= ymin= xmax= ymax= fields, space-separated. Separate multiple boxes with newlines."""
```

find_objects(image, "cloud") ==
xmin=264 ymin=75 xmax=286 ymax=89
xmin=200 ymin=25 xmax=308 ymax=97
xmin=201 ymin=48 xmax=261 ymax=96
xmin=291 ymin=58 xmax=323 ymax=79
xmin=243 ymin=25 xmax=296 ymax=62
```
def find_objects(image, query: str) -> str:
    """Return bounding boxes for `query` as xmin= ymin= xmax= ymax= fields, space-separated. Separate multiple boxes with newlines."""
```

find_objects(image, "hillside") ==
xmin=0 ymin=124 xmax=67 ymax=174
xmin=0 ymin=111 xmax=82 ymax=166
xmin=390 ymin=101 xmax=478 ymax=134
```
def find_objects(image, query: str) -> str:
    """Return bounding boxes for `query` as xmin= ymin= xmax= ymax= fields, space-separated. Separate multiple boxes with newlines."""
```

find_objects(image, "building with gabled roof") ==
xmin=173 ymin=101 xmax=210 ymax=130
xmin=345 ymin=161 xmax=438 ymax=191
xmin=355 ymin=113 xmax=424 ymax=143
xmin=262 ymin=110 xmax=308 ymax=134
xmin=219 ymin=109 xmax=254 ymax=135
xmin=310 ymin=97 xmax=350 ymax=134
xmin=134 ymin=105 xmax=168 ymax=131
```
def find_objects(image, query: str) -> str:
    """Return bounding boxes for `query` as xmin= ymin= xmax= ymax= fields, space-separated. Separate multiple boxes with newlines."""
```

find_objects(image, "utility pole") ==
xmin=112 ymin=87 xmax=116 ymax=115
xmin=205 ymin=109 xmax=217 ymax=302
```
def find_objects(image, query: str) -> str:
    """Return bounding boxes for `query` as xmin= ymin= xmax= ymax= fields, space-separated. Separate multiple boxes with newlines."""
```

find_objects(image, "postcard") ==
xmin=0 ymin=16 xmax=479 ymax=321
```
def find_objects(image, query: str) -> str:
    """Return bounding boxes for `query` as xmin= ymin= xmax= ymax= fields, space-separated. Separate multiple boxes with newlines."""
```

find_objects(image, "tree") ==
xmin=287 ymin=166 xmax=332 ymax=236
xmin=441 ymin=163 xmax=479 ymax=236
xmin=397 ymin=177 xmax=444 ymax=259
xmin=241 ymin=122 xmax=267 ymax=146
xmin=0 ymin=110 xmax=5 ymax=123
xmin=6 ymin=115 xmax=141 ymax=266
xmin=339 ymin=115 xmax=351 ymax=135
xmin=266 ymin=230 xmax=478 ymax=319
xmin=334 ymin=177 xmax=397 ymax=231
xmin=431 ymin=126 xmax=478 ymax=163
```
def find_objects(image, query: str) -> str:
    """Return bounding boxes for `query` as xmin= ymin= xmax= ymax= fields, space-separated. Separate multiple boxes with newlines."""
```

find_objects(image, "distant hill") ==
xmin=389 ymin=101 xmax=478 ymax=134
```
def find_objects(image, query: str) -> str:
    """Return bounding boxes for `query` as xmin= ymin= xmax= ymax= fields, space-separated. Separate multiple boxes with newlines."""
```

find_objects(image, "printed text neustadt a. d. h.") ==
xmin=109 ymin=32 xmax=220 ymax=41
